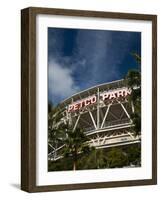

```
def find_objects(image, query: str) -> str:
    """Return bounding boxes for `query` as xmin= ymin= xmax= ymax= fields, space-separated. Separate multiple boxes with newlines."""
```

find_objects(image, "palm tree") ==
xmin=48 ymin=105 xmax=67 ymax=158
xmin=48 ymin=104 xmax=94 ymax=170
xmin=131 ymin=52 xmax=141 ymax=66
xmin=63 ymin=127 xmax=92 ymax=170
xmin=106 ymin=148 xmax=128 ymax=168
xmin=125 ymin=53 xmax=141 ymax=135
xmin=88 ymin=149 xmax=108 ymax=169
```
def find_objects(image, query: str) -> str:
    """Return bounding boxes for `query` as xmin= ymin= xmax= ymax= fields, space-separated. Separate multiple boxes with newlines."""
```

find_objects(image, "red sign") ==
xmin=68 ymin=95 xmax=97 ymax=112
xmin=100 ymin=88 xmax=131 ymax=101
xmin=68 ymin=87 xmax=131 ymax=112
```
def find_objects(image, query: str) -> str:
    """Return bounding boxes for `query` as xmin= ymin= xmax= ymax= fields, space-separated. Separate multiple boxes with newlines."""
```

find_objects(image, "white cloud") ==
xmin=48 ymin=59 xmax=79 ymax=103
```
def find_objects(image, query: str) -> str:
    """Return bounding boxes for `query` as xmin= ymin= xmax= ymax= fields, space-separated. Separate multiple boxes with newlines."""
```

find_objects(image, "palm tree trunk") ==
xmin=73 ymin=148 xmax=77 ymax=170
xmin=73 ymin=160 xmax=76 ymax=170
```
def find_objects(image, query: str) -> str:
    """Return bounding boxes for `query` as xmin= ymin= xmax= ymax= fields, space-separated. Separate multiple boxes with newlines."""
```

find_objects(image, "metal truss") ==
xmin=88 ymin=129 xmax=141 ymax=149
xmin=67 ymin=98 xmax=133 ymax=135
xmin=48 ymin=84 xmax=141 ymax=161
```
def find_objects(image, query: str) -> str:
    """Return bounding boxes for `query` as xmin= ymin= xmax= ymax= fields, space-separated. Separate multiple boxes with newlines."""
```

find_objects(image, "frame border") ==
xmin=21 ymin=7 xmax=157 ymax=192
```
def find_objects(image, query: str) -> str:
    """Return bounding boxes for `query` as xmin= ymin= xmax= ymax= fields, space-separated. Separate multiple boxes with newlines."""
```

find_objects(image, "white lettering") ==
xmin=100 ymin=93 xmax=110 ymax=101
xmin=67 ymin=87 xmax=131 ymax=112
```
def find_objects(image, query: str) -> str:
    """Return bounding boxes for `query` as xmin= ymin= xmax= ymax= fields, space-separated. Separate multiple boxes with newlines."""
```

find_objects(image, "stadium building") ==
xmin=48 ymin=79 xmax=141 ymax=161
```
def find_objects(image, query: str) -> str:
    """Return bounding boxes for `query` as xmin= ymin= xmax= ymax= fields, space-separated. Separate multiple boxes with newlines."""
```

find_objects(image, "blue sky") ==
xmin=48 ymin=28 xmax=141 ymax=105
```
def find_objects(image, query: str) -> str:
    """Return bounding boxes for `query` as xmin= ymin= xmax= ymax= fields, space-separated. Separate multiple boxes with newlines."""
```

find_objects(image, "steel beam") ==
xmin=97 ymin=87 xmax=100 ymax=129
xmin=100 ymin=104 xmax=111 ymax=128
xmin=89 ymin=111 xmax=97 ymax=129
xmin=73 ymin=115 xmax=80 ymax=132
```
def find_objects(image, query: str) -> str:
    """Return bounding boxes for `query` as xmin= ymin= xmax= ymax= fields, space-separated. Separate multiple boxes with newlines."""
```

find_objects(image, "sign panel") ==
xmin=68 ymin=87 xmax=132 ymax=112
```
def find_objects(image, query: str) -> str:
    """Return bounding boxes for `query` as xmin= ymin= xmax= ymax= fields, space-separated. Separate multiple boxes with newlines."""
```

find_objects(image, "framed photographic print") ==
xmin=21 ymin=7 xmax=157 ymax=192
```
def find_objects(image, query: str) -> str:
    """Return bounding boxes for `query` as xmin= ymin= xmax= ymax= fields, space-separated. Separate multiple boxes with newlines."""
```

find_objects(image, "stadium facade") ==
xmin=48 ymin=79 xmax=141 ymax=161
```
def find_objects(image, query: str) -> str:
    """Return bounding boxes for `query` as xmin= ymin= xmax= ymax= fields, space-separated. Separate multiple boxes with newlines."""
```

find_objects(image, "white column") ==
xmin=101 ymin=104 xmax=111 ymax=128
xmin=89 ymin=111 xmax=97 ymax=129
xmin=97 ymin=87 xmax=100 ymax=129
xmin=73 ymin=115 xmax=80 ymax=132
